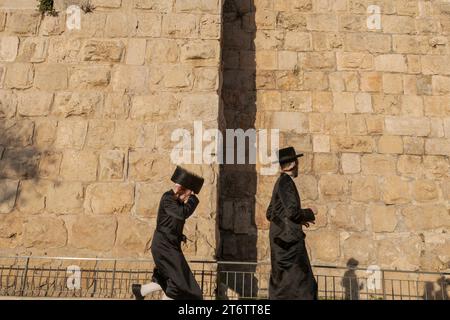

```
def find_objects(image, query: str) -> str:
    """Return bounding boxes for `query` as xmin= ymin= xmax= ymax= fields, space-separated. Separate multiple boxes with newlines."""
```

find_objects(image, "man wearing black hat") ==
xmin=132 ymin=166 xmax=205 ymax=300
xmin=266 ymin=147 xmax=318 ymax=300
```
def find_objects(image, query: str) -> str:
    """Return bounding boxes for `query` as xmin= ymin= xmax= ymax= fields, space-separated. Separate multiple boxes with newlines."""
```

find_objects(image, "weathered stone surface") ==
xmin=34 ymin=64 xmax=68 ymax=91
xmin=17 ymin=91 xmax=53 ymax=117
xmin=53 ymin=92 xmax=103 ymax=118
xmin=382 ymin=176 xmax=411 ymax=205
xmin=319 ymin=175 xmax=349 ymax=201
xmin=5 ymin=11 xmax=40 ymax=35
xmin=81 ymin=40 xmax=125 ymax=62
xmin=331 ymin=136 xmax=374 ymax=153
xmin=361 ymin=154 xmax=396 ymax=175
xmin=17 ymin=37 xmax=48 ymax=63
xmin=23 ymin=217 xmax=67 ymax=249
xmin=331 ymin=204 xmax=366 ymax=232
xmin=16 ymin=180 xmax=51 ymax=214
xmin=70 ymin=215 xmax=117 ymax=251
xmin=343 ymin=234 xmax=374 ymax=265
xmin=307 ymin=230 xmax=340 ymax=262
xmin=135 ymin=182 xmax=167 ymax=218
xmin=55 ymin=120 xmax=87 ymax=149
xmin=99 ymin=150 xmax=124 ymax=181
xmin=351 ymin=176 xmax=380 ymax=202
xmin=0 ymin=179 xmax=19 ymax=214
xmin=60 ymin=150 xmax=98 ymax=181
xmin=0 ymin=90 xmax=17 ymax=119
xmin=46 ymin=182 xmax=84 ymax=214
xmin=413 ymin=180 xmax=439 ymax=202
xmin=341 ymin=153 xmax=360 ymax=174
xmin=130 ymin=93 xmax=179 ymax=121
xmin=111 ymin=66 xmax=148 ymax=94
xmin=69 ymin=66 xmax=111 ymax=90
xmin=85 ymin=183 xmax=134 ymax=215
xmin=115 ymin=217 xmax=152 ymax=256
xmin=402 ymin=205 xmax=450 ymax=231
xmin=4 ymin=63 xmax=34 ymax=89
xmin=0 ymin=36 xmax=19 ymax=62
xmin=369 ymin=204 xmax=398 ymax=233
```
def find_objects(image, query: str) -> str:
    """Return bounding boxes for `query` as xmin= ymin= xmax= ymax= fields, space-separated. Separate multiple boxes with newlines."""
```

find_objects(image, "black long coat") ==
xmin=266 ymin=173 xmax=318 ymax=300
xmin=150 ymin=190 xmax=203 ymax=300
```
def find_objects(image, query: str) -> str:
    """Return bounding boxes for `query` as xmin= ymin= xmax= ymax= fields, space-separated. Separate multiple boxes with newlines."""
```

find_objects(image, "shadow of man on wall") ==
xmin=342 ymin=258 xmax=363 ymax=300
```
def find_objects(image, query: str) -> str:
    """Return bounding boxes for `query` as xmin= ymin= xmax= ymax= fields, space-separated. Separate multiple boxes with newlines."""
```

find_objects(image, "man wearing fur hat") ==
xmin=266 ymin=147 xmax=318 ymax=300
xmin=132 ymin=166 xmax=204 ymax=300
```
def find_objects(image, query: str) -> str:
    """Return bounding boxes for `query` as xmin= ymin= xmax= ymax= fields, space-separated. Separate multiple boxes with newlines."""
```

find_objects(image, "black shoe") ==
xmin=132 ymin=284 xmax=144 ymax=300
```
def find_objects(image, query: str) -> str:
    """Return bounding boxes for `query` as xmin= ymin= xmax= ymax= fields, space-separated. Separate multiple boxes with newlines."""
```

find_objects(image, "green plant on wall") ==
xmin=38 ymin=0 xmax=58 ymax=16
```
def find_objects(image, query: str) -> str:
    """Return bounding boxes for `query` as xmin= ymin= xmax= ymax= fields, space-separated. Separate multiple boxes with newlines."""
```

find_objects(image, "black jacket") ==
xmin=266 ymin=173 xmax=318 ymax=300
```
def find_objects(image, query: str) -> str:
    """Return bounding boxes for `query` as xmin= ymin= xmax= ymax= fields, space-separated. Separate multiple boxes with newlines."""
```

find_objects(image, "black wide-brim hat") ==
xmin=274 ymin=147 xmax=304 ymax=165
xmin=171 ymin=166 xmax=205 ymax=194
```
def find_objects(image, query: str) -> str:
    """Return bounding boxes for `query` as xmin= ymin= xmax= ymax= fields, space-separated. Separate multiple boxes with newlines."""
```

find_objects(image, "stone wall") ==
xmin=241 ymin=0 xmax=448 ymax=271
xmin=0 ymin=0 xmax=222 ymax=259
xmin=0 ymin=0 xmax=449 ymax=273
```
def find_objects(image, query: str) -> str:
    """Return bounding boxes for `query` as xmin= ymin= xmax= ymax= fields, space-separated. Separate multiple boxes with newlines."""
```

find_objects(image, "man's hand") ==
xmin=302 ymin=221 xmax=315 ymax=228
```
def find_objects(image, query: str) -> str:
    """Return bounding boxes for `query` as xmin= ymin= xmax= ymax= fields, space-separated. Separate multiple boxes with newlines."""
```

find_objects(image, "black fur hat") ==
xmin=171 ymin=166 xmax=205 ymax=194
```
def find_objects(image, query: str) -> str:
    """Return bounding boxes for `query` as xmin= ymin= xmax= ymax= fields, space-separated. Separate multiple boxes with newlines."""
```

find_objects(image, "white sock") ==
xmin=162 ymin=293 xmax=173 ymax=300
xmin=140 ymin=282 xmax=162 ymax=296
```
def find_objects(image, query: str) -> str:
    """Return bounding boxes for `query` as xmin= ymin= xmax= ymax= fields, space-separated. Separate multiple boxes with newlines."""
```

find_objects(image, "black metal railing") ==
xmin=0 ymin=256 xmax=448 ymax=300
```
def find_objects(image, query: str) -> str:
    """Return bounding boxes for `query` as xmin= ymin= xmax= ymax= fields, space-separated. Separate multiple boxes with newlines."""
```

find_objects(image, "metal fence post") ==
xmin=381 ymin=270 xmax=386 ymax=300
xmin=20 ymin=257 xmax=30 ymax=296
xmin=110 ymin=260 xmax=117 ymax=298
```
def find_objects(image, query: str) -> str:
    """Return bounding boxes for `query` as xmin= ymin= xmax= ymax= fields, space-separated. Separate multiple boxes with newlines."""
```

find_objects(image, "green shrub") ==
xmin=37 ymin=0 xmax=58 ymax=16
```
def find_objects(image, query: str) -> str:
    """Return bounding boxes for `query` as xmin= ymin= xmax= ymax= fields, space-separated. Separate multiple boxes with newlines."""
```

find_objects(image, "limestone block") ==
xmin=112 ymin=121 xmax=141 ymax=147
xmin=111 ymin=66 xmax=148 ymax=94
xmin=425 ymin=138 xmax=450 ymax=156
xmin=0 ymin=90 xmax=17 ymax=118
xmin=402 ymin=205 xmax=450 ymax=231
xmin=5 ymin=11 xmax=40 ymax=35
xmin=81 ymin=40 xmax=125 ymax=62
xmin=146 ymin=39 xmax=179 ymax=63
xmin=421 ymin=55 xmax=450 ymax=75
xmin=341 ymin=153 xmax=360 ymax=174
xmin=60 ymin=150 xmax=98 ymax=181
xmin=69 ymin=66 xmax=111 ymax=90
xmin=34 ymin=64 xmax=68 ymax=91
xmin=385 ymin=117 xmax=430 ymax=136
xmin=179 ymin=93 xmax=219 ymax=122
xmin=126 ymin=39 xmax=146 ymax=65
xmin=382 ymin=176 xmax=411 ymax=205
xmin=0 ymin=36 xmax=19 ymax=62
xmin=369 ymin=204 xmax=398 ymax=233
xmin=200 ymin=14 xmax=221 ymax=39
xmin=46 ymin=182 xmax=83 ymax=214
xmin=351 ymin=176 xmax=380 ymax=202
xmin=284 ymin=32 xmax=312 ymax=51
xmin=319 ymin=175 xmax=349 ymax=201
xmin=412 ymin=180 xmax=439 ymax=202
xmin=307 ymin=230 xmax=340 ymax=262
xmin=300 ymin=52 xmax=335 ymax=71
xmin=383 ymin=15 xmax=416 ymax=34
xmin=307 ymin=14 xmax=338 ymax=31
xmin=270 ymin=112 xmax=309 ymax=133
xmin=360 ymin=72 xmax=382 ymax=92
xmin=115 ymin=217 xmax=151 ymax=255
xmin=312 ymin=135 xmax=330 ymax=153
xmin=397 ymin=155 xmax=423 ymax=178
xmin=333 ymin=92 xmax=355 ymax=113
xmin=17 ymin=91 xmax=53 ymax=117
xmin=99 ymin=150 xmax=124 ymax=181
xmin=102 ymin=93 xmax=131 ymax=120
xmin=378 ymin=136 xmax=403 ymax=154
xmin=180 ymin=40 xmax=220 ymax=66
xmin=17 ymin=37 xmax=48 ymax=63
xmin=134 ymin=0 xmax=171 ymax=11
xmin=39 ymin=14 xmax=65 ymax=36
xmin=16 ymin=180 xmax=52 ymax=214
xmin=38 ymin=151 xmax=62 ymax=179
xmin=85 ymin=120 xmax=115 ymax=148
xmin=4 ymin=63 xmax=34 ymax=89
xmin=336 ymin=52 xmax=373 ymax=70
xmin=342 ymin=234 xmax=374 ymax=265
xmin=174 ymin=0 xmax=220 ymax=13
xmin=423 ymin=156 xmax=449 ymax=179
xmin=162 ymin=14 xmax=199 ymax=38
xmin=331 ymin=204 xmax=366 ymax=232
xmin=70 ymin=215 xmax=117 ymax=251
xmin=55 ymin=120 xmax=87 ymax=149
xmin=135 ymin=181 xmax=167 ymax=218
xmin=105 ymin=13 xmax=137 ymax=37
xmin=0 ymin=147 xmax=40 ymax=179
xmin=53 ymin=92 xmax=103 ymax=118
xmin=85 ymin=183 xmax=134 ymax=215
xmin=136 ymin=12 xmax=162 ymax=37
xmin=0 ymin=179 xmax=19 ymax=214
xmin=129 ymin=151 xmax=172 ymax=182
xmin=0 ymin=120 xmax=34 ymax=148
xmin=23 ymin=217 xmax=67 ymax=249
xmin=331 ymin=136 xmax=374 ymax=153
